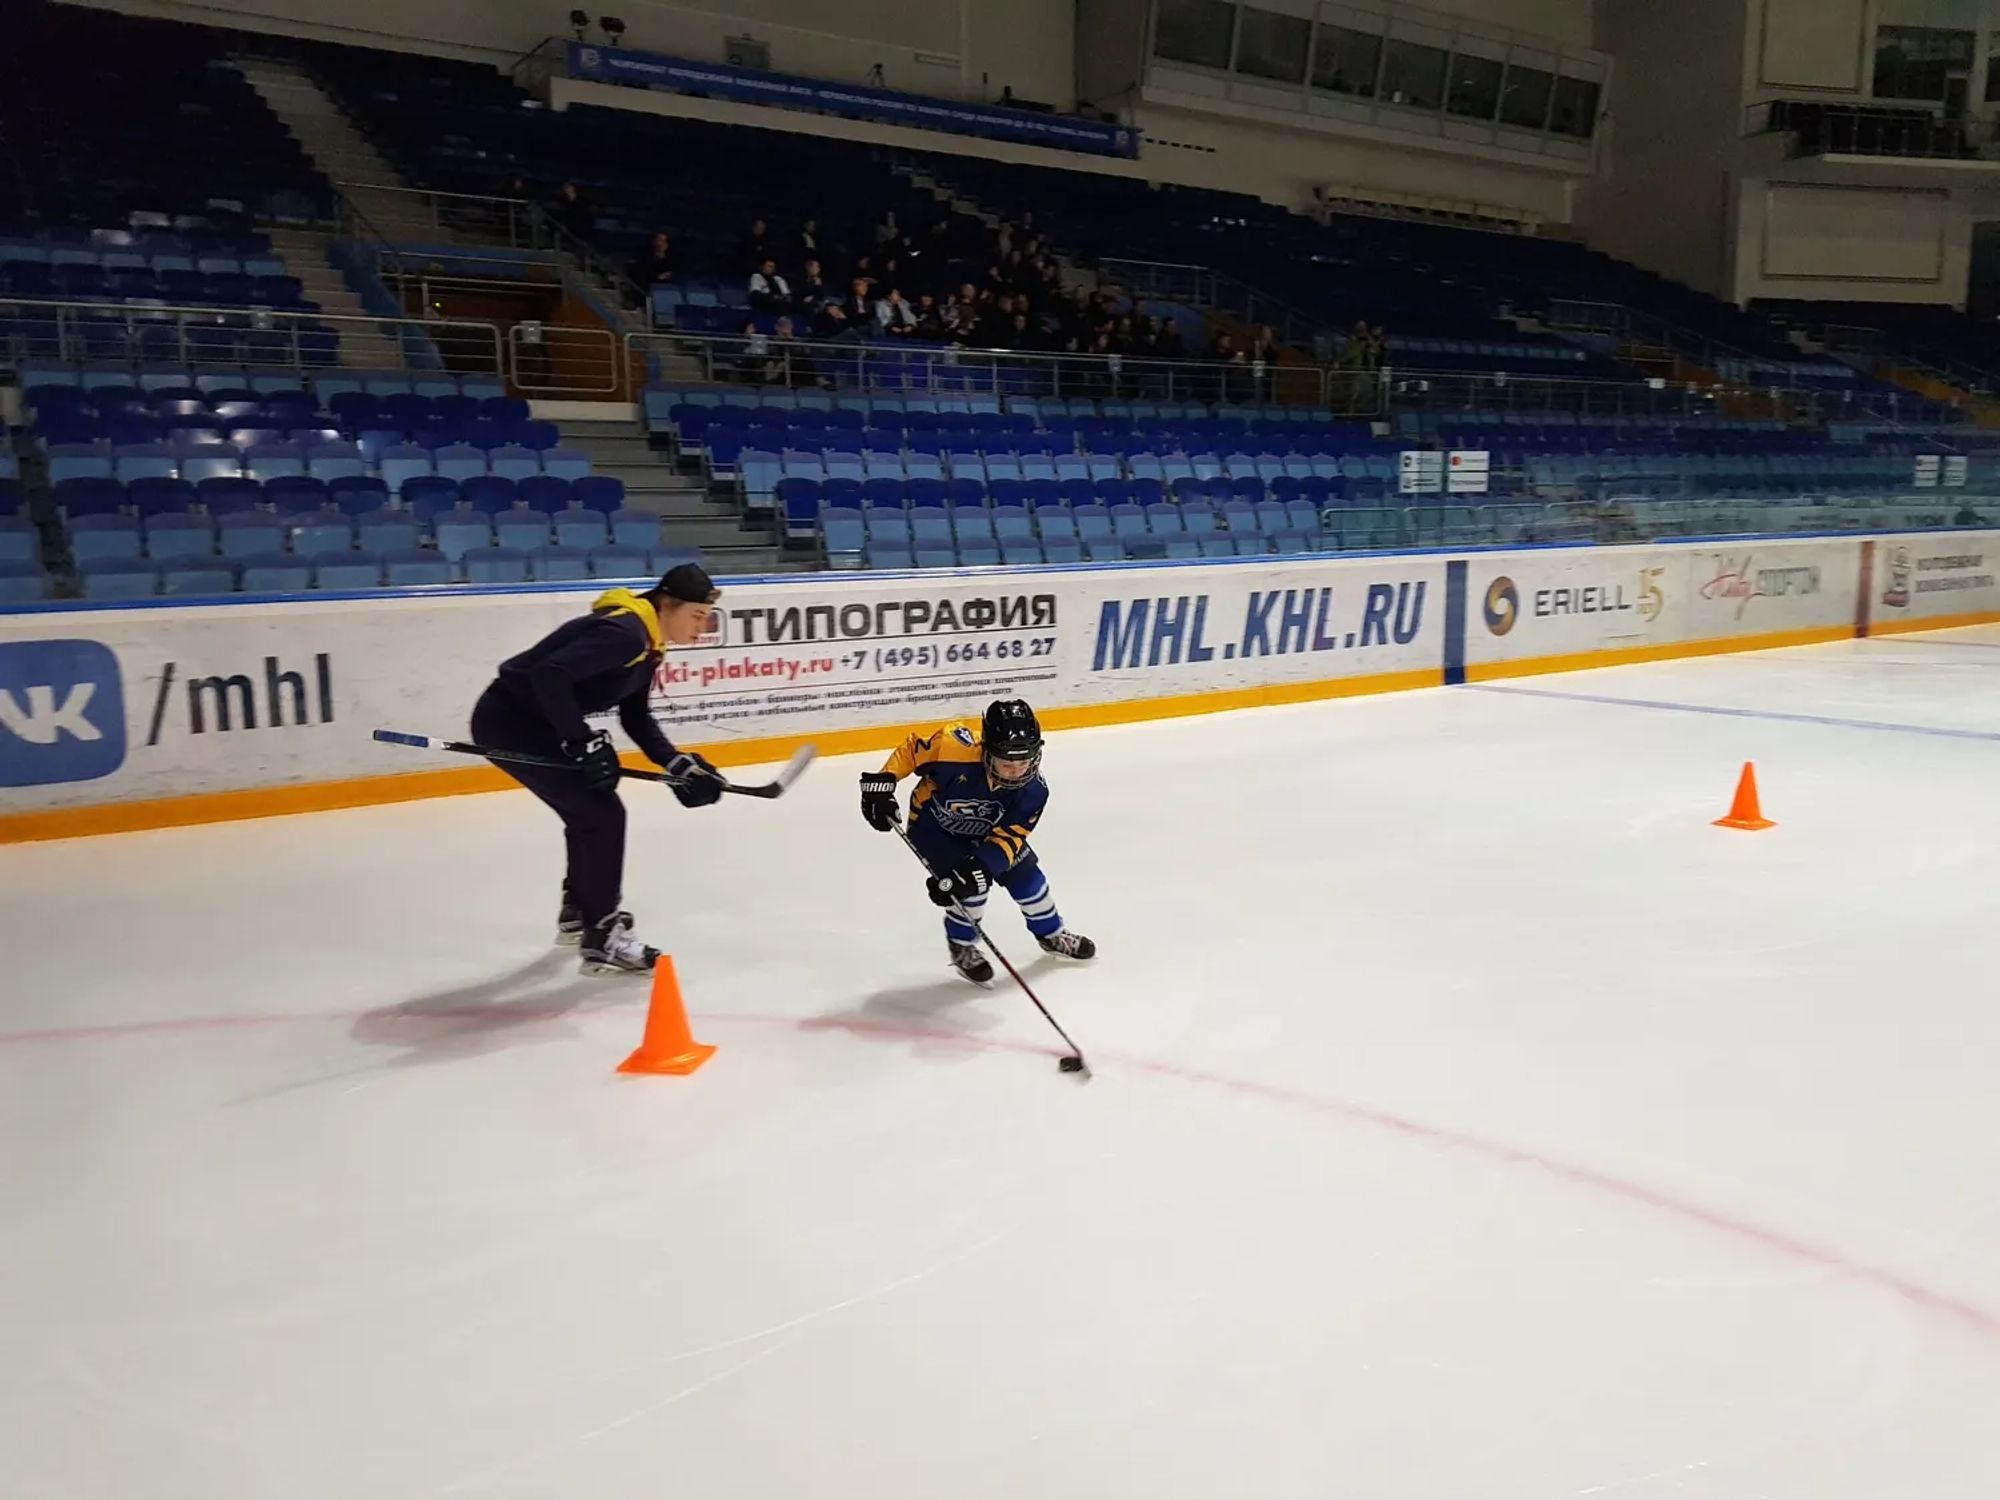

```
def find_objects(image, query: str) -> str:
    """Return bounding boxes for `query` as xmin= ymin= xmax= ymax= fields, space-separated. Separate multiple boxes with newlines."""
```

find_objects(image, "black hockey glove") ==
xmin=859 ymin=771 xmax=900 ymax=832
xmin=926 ymin=862 xmax=990 ymax=909
xmin=564 ymin=731 xmax=621 ymax=791
xmin=662 ymin=751 xmax=722 ymax=808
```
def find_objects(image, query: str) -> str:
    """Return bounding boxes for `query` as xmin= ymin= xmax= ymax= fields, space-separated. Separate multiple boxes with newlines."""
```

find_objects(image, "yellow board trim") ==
xmin=1867 ymin=608 xmax=2000 ymax=637
xmin=1462 ymin=624 xmax=1854 ymax=683
xmin=9 ymin=611 xmax=2000 ymax=846
xmin=0 ymin=665 xmax=1440 ymax=844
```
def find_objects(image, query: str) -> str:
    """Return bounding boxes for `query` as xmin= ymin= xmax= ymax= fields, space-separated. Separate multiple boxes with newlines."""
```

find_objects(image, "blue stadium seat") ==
xmin=435 ymin=512 xmax=497 ymax=561
xmin=54 ymin=477 xmax=126 ymax=519
xmin=290 ymin=509 xmax=356 ymax=559
xmin=540 ymin=448 xmax=591 ymax=482
xmin=0 ymin=561 xmax=53 ymax=603
xmin=161 ymin=560 xmax=237 ymax=597
xmin=217 ymin=512 xmax=287 ymax=559
xmin=434 ymin=444 xmax=489 ymax=485
xmin=384 ymin=549 xmax=451 ymax=587
xmin=266 ymin=476 xmax=328 ymax=517
xmin=379 ymin=445 xmax=434 ymax=496
xmin=532 ymin=547 xmax=591 ymax=582
xmin=68 ymin=513 xmax=143 ymax=562
xmin=460 ymin=476 xmax=519 ymax=515
xmin=80 ymin=558 xmax=160 ymax=600
xmin=590 ymin=546 xmax=650 ymax=579
xmin=572 ymin=476 xmax=624 ymax=514
xmin=553 ymin=505 xmax=610 ymax=551
xmin=240 ymin=554 xmax=313 ymax=593
xmin=315 ymin=552 xmax=387 ymax=590
xmin=465 ymin=548 xmax=532 ymax=585
xmin=609 ymin=509 xmax=661 ymax=550
xmin=351 ymin=506 xmax=419 ymax=553
xmin=493 ymin=508 xmax=553 ymax=552
xmin=144 ymin=512 xmax=216 ymax=562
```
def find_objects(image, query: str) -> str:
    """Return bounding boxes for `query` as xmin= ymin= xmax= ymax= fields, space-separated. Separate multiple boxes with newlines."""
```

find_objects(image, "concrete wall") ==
xmin=1744 ymin=0 xmax=1872 ymax=102
xmin=1579 ymin=0 xmax=1748 ymax=299
xmin=68 ymin=0 xmax=1078 ymax=105
xmin=1730 ymin=174 xmax=1988 ymax=305
xmin=1076 ymin=0 xmax=1152 ymax=111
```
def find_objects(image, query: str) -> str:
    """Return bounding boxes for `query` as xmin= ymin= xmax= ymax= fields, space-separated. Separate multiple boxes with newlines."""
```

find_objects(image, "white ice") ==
xmin=4 ymin=629 xmax=2000 ymax=1499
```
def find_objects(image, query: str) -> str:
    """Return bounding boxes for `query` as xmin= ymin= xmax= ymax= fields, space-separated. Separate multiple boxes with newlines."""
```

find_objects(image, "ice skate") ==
xmin=581 ymin=911 xmax=659 ymax=974
xmin=1038 ymin=929 xmax=1096 ymax=960
xmin=556 ymin=900 xmax=583 ymax=946
xmin=949 ymin=940 xmax=994 ymax=984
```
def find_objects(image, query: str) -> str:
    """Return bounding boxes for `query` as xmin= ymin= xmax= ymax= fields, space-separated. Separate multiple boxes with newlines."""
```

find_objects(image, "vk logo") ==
xmin=0 ymin=639 xmax=126 ymax=787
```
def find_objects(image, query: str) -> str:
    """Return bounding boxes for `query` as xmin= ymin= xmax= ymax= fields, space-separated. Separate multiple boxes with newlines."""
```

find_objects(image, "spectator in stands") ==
xmin=913 ymin=292 xmax=947 ymax=340
xmin=841 ymin=276 xmax=875 ymax=329
xmin=551 ymin=181 xmax=593 ymax=239
xmin=876 ymin=286 xmax=918 ymax=336
xmin=794 ymin=257 xmax=832 ymax=316
xmin=796 ymin=217 xmax=820 ymax=263
xmin=771 ymin=316 xmax=811 ymax=387
xmin=749 ymin=257 xmax=791 ymax=313
xmin=741 ymin=217 xmax=771 ymax=271
xmin=1369 ymin=325 xmax=1389 ymax=367
xmin=628 ymin=232 xmax=674 ymax=307
xmin=1250 ymin=325 xmax=1279 ymax=400
xmin=737 ymin=320 xmax=770 ymax=384
xmin=875 ymin=209 xmax=899 ymax=247
xmin=811 ymin=299 xmax=851 ymax=341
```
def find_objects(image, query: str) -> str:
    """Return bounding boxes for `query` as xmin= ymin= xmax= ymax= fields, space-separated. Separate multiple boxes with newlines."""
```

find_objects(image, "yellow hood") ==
xmin=592 ymin=588 xmax=664 ymax=657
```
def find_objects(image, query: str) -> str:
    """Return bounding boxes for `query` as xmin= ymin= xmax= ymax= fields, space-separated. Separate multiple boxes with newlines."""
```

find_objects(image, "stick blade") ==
xmin=373 ymin=730 xmax=431 ymax=748
xmin=774 ymin=743 xmax=818 ymax=790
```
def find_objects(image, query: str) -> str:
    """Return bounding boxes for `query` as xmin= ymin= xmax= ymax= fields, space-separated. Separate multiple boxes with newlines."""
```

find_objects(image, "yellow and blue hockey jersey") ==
xmin=881 ymin=720 xmax=1047 ymax=873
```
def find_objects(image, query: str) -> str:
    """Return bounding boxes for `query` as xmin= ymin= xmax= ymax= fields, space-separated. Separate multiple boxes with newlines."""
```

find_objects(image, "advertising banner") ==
xmin=1870 ymin=532 xmax=2000 ymax=626
xmin=4 ymin=532 xmax=1996 ymax=833
xmin=565 ymin=43 xmax=1139 ymax=158
xmin=1465 ymin=546 xmax=1680 ymax=665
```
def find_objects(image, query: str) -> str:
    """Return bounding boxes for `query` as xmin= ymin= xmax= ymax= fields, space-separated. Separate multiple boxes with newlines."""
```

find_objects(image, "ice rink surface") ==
xmin=5 ymin=627 xmax=2000 ymax=1499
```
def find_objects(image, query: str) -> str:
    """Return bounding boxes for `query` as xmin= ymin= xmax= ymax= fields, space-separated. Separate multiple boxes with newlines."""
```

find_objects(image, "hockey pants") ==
xmin=909 ymin=819 xmax=1064 ymax=946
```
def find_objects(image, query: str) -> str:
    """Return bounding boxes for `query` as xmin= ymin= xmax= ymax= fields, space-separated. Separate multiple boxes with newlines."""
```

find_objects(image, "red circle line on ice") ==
xmin=2 ymin=1004 xmax=1995 ymax=1347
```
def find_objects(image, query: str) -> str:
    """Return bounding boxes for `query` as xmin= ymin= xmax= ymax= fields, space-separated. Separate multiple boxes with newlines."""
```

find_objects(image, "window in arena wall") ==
xmin=1873 ymin=24 xmax=1975 ymax=101
xmin=1309 ymin=20 xmax=1383 ymax=98
xmin=1447 ymin=51 xmax=1503 ymax=119
xmin=1549 ymin=72 xmax=1602 ymax=138
xmin=1381 ymin=38 xmax=1448 ymax=111
xmin=1235 ymin=6 xmax=1311 ymax=84
xmin=1154 ymin=0 xmax=1237 ymax=71
xmin=1499 ymin=56 xmax=1555 ymax=130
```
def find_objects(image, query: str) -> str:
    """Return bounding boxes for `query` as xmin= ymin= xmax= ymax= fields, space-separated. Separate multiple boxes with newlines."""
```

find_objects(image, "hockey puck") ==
xmin=1059 ymin=1055 xmax=1084 ymax=1073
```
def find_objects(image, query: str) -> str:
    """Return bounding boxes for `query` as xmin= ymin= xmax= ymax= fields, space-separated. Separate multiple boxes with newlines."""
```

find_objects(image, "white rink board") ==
xmin=2 ymin=533 xmax=1997 ymax=821
xmin=1871 ymin=536 xmax=2000 ymax=626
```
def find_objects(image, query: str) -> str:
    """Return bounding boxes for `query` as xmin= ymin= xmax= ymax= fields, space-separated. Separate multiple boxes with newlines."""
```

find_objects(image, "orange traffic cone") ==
xmin=616 ymin=956 xmax=715 ymax=1075
xmin=1713 ymin=762 xmax=1775 ymax=831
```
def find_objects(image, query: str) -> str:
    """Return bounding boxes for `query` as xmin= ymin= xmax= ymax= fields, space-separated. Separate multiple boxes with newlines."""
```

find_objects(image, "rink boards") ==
xmin=0 ymin=531 xmax=1994 ymax=840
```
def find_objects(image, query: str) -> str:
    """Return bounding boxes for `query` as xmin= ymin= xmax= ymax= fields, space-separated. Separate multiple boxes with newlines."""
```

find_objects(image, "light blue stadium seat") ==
xmin=434 ymin=512 xmax=496 ymax=562
xmin=70 ymin=513 xmax=144 ymax=562
xmin=490 ymin=508 xmax=551 ymax=552
xmin=246 ymin=443 xmax=306 ymax=482
xmin=161 ymin=560 xmax=237 ymax=597
xmin=307 ymin=442 xmax=368 ymax=482
xmin=240 ymin=554 xmax=313 ymax=593
xmin=382 ymin=549 xmax=450 ymax=587
xmin=143 ymin=512 xmax=216 ymax=562
xmin=379 ymin=445 xmax=433 ymax=496
xmin=488 ymin=444 xmax=541 ymax=484
xmin=553 ymin=505 xmax=610 ymax=551
xmin=0 ymin=561 xmax=52 ymax=603
xmin=465 ymin=548 xmax=532 ymax=585
xmin=609 ymin=509 xmax=661 ymax=550
xmin=355 ymin=508 xmax=421 ymax=553
xmin=80 ymin=558 xmax=160 ymax=599
xmin=532 ymin=547 xmax=592 ymax=582
xmin=434 ymin=444 xmax=488 ymax=485
xmin=540 ymin=447 xmax=591 ymax=482
xmin=290 ymin=509 xmax=356 ymax=559
xmin=590 ymin=546 xmax=650 ymax=579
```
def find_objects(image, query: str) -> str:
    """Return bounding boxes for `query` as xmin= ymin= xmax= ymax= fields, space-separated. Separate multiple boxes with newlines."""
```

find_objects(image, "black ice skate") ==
xmin=581 ymin=911 xmax=660 ymax=975
xmin=1038 ymin=930 xmax=1097 ymax=960
xmin=948 ymin=940 xmax=994 ymax=984
xmin=556 ymin=901 xmax=583 ymax=946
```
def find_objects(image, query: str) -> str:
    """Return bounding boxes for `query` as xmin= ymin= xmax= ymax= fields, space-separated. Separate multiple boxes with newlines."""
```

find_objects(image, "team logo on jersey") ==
xmin=1483 ymin=576 xmax=1519 ymax=636
xmin=952 ymin=726 xmax=975 ymax=746
xmin=934 ymin=796 xmax=1004 ymax=835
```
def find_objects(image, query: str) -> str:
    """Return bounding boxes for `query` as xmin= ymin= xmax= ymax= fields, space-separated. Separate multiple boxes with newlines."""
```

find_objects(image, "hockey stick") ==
xmin=373 ymin=730 xmax=817 ymax=799
xmin=893 ymin=822 xmax=1090 ymax=1079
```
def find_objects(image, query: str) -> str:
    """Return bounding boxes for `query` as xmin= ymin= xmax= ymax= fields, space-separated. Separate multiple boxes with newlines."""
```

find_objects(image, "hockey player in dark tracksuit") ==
xmin=471 ymin=564 xmax=723 ymax=974
xmin=860 ymin=699 xmax=1096 ymax=983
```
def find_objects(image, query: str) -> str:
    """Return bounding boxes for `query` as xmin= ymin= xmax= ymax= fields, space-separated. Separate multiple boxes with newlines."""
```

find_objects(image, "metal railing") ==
xmin=624 ymin=330 xmax=1372 ymax=411
xmin=0 ymin=295 xmax=505 ymax=380
xmin=1378 ymin=368 xmax=1830 ymax=425
xmin=1746 ymin=100 xmax=1986 ymax=161
xmin=1096 ymin=257 xmax=1320 ymax=348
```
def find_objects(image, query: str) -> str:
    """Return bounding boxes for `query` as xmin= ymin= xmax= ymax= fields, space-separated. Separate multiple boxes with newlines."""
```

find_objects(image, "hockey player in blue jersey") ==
xmin=860 ymin=699 xmax=1097 ymax=983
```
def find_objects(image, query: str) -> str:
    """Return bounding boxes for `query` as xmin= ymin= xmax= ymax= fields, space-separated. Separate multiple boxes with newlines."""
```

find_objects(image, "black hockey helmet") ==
xmin=982 ymin=699 xmax=1043 ymax=788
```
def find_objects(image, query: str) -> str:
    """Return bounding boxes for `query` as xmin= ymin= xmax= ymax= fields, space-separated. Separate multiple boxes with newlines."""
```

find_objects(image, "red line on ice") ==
xmin=3 ymin=1003 xmax=1996 ymax=1343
